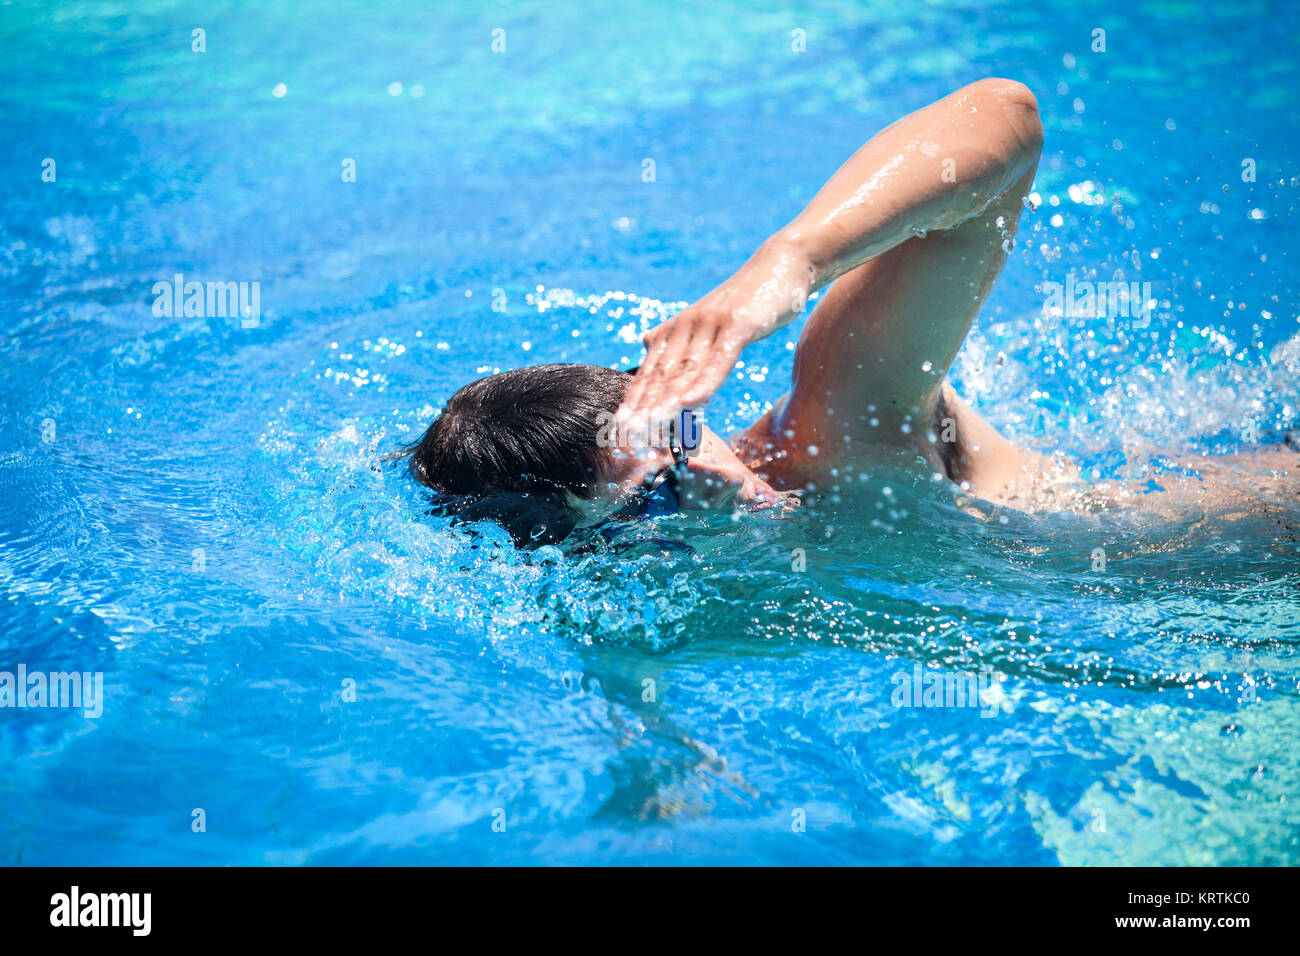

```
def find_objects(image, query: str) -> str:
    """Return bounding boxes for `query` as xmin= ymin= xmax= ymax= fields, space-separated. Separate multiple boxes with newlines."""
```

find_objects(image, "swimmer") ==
xmin=394 ymin=79 xmax=1295 ymax=542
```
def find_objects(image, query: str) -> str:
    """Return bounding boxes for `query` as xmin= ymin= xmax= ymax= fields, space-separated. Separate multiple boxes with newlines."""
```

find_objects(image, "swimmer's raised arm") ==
xmin=772 ymin=77 xmax=1042 ymax=289
xmin=618 ymin=78 xmax=1043 ymax=421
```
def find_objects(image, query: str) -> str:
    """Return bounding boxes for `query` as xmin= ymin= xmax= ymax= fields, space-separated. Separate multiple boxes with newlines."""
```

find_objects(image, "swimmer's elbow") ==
xmin=967 ymin=77 xmax=1039 ymax=113
xmin=961 ymin=77 xmax=1044 ymax=160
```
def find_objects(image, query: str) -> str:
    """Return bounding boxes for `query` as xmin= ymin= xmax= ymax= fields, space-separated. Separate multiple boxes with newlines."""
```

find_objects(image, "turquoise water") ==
xmin=1 ymin=0 xmax=1298 ymax=864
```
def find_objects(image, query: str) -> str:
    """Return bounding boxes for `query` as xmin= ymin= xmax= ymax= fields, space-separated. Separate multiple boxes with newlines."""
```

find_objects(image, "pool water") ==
xmin=1 ymin=0 xmax=1298 ymax=864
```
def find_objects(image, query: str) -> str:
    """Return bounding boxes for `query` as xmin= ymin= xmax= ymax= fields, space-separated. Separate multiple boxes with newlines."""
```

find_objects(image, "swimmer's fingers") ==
xmin=619 ymin=306 xmax=738 ymax=422
xmin=677 ymin=324 xmax=746 ymax=407
xmin=621 ymin=318 xmax=678 ymax=413
xmin=618 ymin=307 xmax=704 ymax=418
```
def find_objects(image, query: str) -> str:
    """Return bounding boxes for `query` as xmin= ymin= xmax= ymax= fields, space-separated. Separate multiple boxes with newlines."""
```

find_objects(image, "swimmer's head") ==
xmin=398 ymin=363 xmax=629 ymax=499
xmin=395 ymin=363 xmax=785 ymax=521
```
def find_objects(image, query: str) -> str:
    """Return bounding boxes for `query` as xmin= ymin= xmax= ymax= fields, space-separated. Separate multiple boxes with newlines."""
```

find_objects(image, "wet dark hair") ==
xmin=398 ymin=363 xmax=630 ymax=496
xmin=388 ymin=364 xmax=632 ymax=545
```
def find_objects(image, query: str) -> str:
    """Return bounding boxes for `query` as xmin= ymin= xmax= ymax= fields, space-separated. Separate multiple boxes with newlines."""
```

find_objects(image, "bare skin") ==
xmin=613 ymin=78 xmax=1051 ymax=505
xmin=609 ymin=78 xmax=1296 ymax=513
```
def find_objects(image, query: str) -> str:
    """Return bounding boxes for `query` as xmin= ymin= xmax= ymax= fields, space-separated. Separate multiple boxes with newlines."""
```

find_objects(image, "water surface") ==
xmin=1 ymin=0 xmax=1298 ymax=864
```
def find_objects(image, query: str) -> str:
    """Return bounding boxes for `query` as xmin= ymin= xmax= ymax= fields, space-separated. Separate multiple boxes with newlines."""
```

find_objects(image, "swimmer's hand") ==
xmin=674 ymin=428 xmax=786 ymax=510
xmin=616 ymin=239 xmax=815 ymax=422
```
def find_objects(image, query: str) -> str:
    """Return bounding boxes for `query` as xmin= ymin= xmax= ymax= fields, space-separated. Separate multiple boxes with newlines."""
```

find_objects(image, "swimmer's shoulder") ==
xmin=932 ymin=384 xmax=1070 ymax=503
xmin=727 ymin=396 xmax=796 ymax=483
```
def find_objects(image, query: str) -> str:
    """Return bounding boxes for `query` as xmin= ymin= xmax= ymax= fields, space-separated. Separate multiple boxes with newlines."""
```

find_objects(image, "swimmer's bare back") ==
xmin=616 ymin=78 xmax=1297 ymax=513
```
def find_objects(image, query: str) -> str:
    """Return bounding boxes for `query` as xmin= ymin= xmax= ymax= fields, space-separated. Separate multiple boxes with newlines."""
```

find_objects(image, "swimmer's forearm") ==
xmin=773 ymin=78 xmax=1042 ymax=290
xmin=615 ymin=80 xmax=1040 ymax=417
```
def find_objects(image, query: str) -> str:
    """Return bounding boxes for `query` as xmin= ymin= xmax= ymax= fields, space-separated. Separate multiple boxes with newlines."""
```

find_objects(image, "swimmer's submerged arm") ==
xmin=618 ymin=78 xmax=1043 ymax=421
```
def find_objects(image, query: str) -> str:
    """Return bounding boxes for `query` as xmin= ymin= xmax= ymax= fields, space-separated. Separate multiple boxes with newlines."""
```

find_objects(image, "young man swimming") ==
xmin=398 ymin=78 xmax=1295 ymax=540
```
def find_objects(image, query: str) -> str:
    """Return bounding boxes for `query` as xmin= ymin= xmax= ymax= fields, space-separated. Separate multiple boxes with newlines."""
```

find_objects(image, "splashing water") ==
xmin=1 ymin=0 xmax=1298 ymax=864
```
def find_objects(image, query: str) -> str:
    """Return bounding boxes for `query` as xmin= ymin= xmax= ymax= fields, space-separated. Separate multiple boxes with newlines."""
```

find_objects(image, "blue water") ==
xmin=2 ymin=0 xmax=1298 ymax=864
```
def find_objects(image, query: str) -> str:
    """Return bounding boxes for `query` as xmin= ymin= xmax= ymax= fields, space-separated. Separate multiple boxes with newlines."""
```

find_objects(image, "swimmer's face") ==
xmin=599 ymin=425 xmax=781 ymax=509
